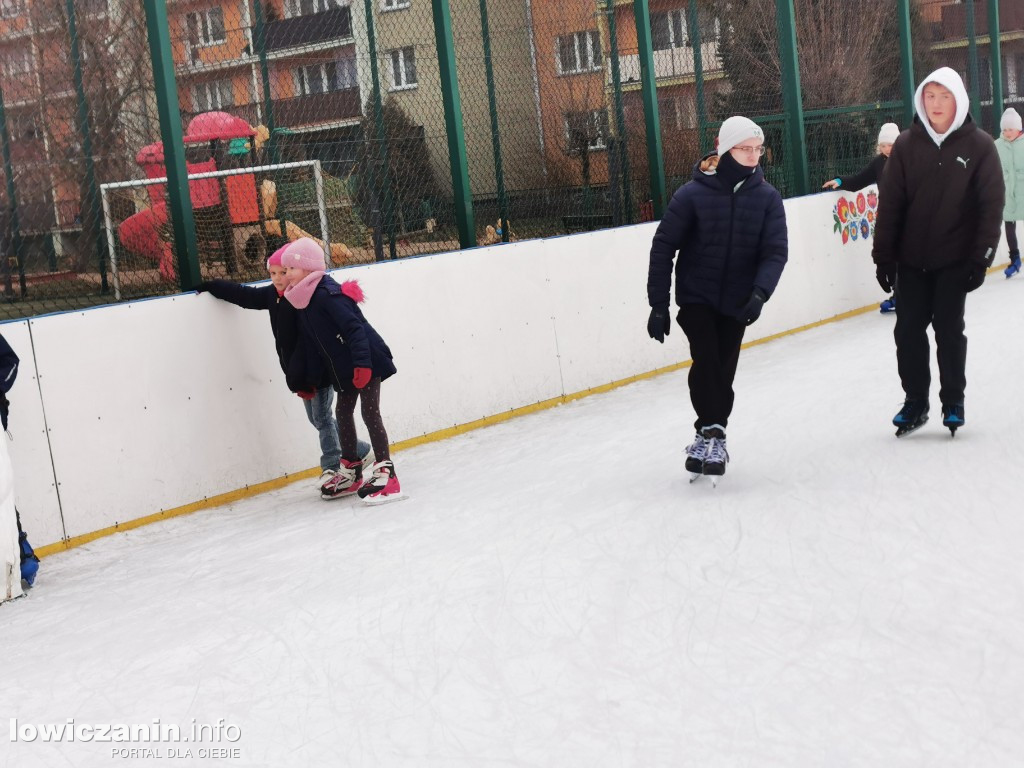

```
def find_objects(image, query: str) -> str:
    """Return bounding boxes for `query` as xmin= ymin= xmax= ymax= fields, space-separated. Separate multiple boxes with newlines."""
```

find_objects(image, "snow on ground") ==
xmin=3 ymin=278 xmax=1024 ymax=767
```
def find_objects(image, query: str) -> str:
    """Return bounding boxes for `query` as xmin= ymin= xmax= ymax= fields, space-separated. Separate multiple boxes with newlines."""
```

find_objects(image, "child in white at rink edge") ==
xmin=823 ymin=122 xmax=901 ymax=312
xmin=996 ymin=107 xmax=1024 ymax=278
xmin=281 ymin=238 xmax=403 ymax=505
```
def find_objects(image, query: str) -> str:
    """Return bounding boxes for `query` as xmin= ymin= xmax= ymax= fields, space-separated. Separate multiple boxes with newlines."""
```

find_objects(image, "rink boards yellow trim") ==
xmin=30 ymin=298 xmax=896 ymax=559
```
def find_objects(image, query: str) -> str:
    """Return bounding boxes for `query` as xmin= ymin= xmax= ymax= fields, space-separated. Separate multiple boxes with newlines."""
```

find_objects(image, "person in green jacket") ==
xmin=996 ymin=107 xmax=1024 ymax=278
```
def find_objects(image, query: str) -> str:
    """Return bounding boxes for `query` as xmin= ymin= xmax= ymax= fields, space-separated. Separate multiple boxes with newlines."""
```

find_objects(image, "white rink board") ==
xmin=1 ymin=320 xmax=65 ymax=548
xmin=16 ymin=190 xmax=992 ymax=548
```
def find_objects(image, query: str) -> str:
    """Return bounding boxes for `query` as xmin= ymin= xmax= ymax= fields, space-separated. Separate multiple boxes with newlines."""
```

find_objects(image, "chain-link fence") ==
xmin=0 ymin=0 xmax=1017 ymax=320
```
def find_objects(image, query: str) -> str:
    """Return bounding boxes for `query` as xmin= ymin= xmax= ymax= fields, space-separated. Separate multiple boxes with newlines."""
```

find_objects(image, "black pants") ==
xmin=336 ymin=378 xmax=391 ymax=462
xmin=678 ymin=304 xmax=746 ymax=432
xmin=894 ymin=265 xmax=967 ymax=406
xmin=1006 ymin=221 xmax=1019 ymax=256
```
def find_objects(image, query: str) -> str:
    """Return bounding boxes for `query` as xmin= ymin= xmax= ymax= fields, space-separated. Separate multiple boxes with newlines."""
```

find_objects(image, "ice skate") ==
xmin=1005 ymin=254 xmax=1021 ymax=278
xmin=941 ymin=401 xmax=965 ymax=436
xmin=357 ymin=460 xmax=407 ymax=505
xmin=321 ymin=458 xmax=363 ymax=500
xmin=893 ymin=398 xmax=929 ymax=437
xmin=879 ymin=296 xmax=896 ymax=313
xmin=701 ymin=425 xmax=728 ymax=486
xmin=685 ymin=432 xmax=708 ymax=481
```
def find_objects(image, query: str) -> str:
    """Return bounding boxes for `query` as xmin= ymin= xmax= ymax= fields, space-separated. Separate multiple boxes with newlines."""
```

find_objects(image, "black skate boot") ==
xmin=684 ymin=432 xmax=708 ymax=480
xmin=941 ymin=401 xmax=965 ymax=436
xmin=701 ymin=425 xmax=728 ymax=486
xmin=893 ymin=398 xmax=929 ymax=437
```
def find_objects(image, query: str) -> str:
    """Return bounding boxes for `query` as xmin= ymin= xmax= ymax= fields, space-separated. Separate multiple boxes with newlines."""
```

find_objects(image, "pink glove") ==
xmin=352 ymin=367 xmax=372 ymax=389
xmin=296 ymin=389 xmax=316 ymax=401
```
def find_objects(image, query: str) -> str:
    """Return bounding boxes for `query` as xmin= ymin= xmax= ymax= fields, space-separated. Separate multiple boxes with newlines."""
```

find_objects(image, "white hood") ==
xmin=914 ymin=66 xmax=970 ymax=146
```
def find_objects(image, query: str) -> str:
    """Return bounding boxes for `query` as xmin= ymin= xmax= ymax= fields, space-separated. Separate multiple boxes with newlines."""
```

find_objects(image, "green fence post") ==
xmin=143 ymin=0 xmax=201 ymax=290
xmin=479 ymin=0 xmax=509 ymax=241
xmin=966 ymin=0 xmax=982 ymax=123
xmin=897 ymin=0 xmax=916 ymax=128
xmin=432 ymin=0 xmax=476 ymax=249
xmin=250 ymin=0 xmax=280 ymax=165
xmin=687 ymin=0 xmax=709 ymax=154
xmin=989 ymin=0 xmax=1003 ymax=132
xmin=66 ymin=0 xmax=107 ymax=292
xmin=0 ymin=81 xmax=26 ymax=297
xmin=633 ymin=0 xmax=665 ymax=218
xmin=363 ymin=0 xmax=396 ymax=260
xmin=605 ymin=2 xmax=632 ymax=224
xmin=775 ymin=0 xmax=809 ymax=196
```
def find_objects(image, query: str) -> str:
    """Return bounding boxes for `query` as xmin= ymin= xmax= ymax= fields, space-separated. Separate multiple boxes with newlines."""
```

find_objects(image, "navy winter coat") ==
xmin=647 ymin=158 xmax=788 ymax=318
xmin=204 ymin=279 xmax=324 ymax=392
xmin=298 ymin=276 xmax=396 ymax=390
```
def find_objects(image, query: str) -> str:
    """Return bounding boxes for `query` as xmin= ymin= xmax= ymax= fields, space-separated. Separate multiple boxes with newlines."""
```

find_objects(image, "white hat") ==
xmin=1001 ymin=108 xmax=1022 ymax=132
xmin=717 ymin=115 xmax=764 ymax=156
xmin=877 ymin=122 xmax=900 ymax=145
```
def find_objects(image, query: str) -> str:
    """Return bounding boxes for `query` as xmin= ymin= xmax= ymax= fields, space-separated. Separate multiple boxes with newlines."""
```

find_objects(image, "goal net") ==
xmin=101 ymin=159 xmax=340 ymax=300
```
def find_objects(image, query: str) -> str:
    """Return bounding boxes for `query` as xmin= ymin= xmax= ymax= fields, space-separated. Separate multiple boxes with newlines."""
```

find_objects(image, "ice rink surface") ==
xmin=3 ymin=277 xmax=1024 ymax=767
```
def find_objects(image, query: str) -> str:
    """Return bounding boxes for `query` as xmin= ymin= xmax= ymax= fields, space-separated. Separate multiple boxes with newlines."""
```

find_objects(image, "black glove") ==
xmin=964 ymin=262 xmax=987 ymax=293
xmin=739 ymin=287 xmax=768 ymax=326
xmin=647 ymin=304 xmax=671 ymax=343
xmin=195 ymin=281 xmax=215 ymax=294
xmin=876 ymin=262 xmax=897 ymax=293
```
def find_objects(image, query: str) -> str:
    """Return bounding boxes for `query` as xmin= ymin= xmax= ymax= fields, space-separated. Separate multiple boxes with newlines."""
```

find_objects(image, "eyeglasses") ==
xmin=733 ymin=145 xmax=767 ymax=156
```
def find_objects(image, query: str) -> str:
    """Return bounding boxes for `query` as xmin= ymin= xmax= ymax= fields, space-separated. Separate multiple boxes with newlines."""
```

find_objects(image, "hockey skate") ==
xmin=321 ymin=458 xmax=363 ymax=500
xmin=879 ymin=296 xmax=896 ymax=313
xmin=684 ymin=432 xmax=708 ymax=481
xmin=941 ymin=401 xmax=965 ymax=436
xmin=893 ymin=398 xmax=929 ymax=437
xmin=357 ymin=460 xmax=407 ymax=505
xmin=701 ymin=425 xmax=728 ymax=487
xmin=1005 ymin=254 xmax=1021 ymax=278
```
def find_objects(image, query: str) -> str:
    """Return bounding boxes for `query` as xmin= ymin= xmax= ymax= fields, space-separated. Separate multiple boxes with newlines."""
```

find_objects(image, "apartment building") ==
xmin=0 ymin=0 xmax=126 ymax=268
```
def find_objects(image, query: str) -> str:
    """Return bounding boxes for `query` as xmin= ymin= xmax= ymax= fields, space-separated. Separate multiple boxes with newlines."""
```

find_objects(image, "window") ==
xmin=557 ymin=30 xmax=601 ymax=75
xmin=381 ymin=0 xmax=410 ymax=10
xmin=0 ymin=0 xmax=26 ymax=19
xmin=651 ymin=9 xmax=687 ymax=51
xmin=191 ymin=79 xmax=234 ymax=111
xmin=7 ymin=112 xmax=39 ymax=140
xmin=295 ymin=57 xmax=357 ymax=96
xmin=696 ymin=8 xmax=720 ymax=43
xmin=564 ymin=110 xmax=609 ymax=151
xmin=186 ymin=7 xmax=226 ymax=47
xmin=284 ymin=0 xmax=345 ymax=18
xmin=389 ymin=46 xmax=417 ymax=89
xmin=1 ymin=48 xmax=32 ymax=77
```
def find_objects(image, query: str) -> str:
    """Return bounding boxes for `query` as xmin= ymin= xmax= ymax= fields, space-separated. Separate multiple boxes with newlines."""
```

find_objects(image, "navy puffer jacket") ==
xmin=647 ymin=157 xmax=788 ymax=317
xmin=298 ymin=276 xmax=397 ymax=390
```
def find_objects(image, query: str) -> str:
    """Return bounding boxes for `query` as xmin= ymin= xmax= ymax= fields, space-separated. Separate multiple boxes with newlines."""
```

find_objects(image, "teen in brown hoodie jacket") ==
xmin=872 ymin=67 xmax=1004 ymax=435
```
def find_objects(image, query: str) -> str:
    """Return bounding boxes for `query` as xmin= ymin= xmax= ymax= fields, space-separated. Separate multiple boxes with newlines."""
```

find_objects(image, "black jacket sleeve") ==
xmin=970 ymin=138 xmax=1006 ymax=266
xmin=204 ymin=280 xmax=276 ymax=311
xmin=647 ymin=184 xmax=695 ymax=308
xmin=839 ymin=154 xmax=886 ymax=192
xmin=754 ymin=189 xmax=789 ymax=297
xmin=872 ymin=141 xmax=908 ymax=266
xmin=0 ymin=333 xmax=18 ymax=394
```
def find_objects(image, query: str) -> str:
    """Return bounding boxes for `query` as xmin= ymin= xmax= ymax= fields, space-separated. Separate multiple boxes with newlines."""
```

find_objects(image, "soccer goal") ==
xmin=101 ymin=159 xmax=333 ymax=300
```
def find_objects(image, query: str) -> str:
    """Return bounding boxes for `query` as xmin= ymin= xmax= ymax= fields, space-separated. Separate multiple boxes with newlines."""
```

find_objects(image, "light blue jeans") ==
xmin=303 ymin=386 xmax=369 ymax=471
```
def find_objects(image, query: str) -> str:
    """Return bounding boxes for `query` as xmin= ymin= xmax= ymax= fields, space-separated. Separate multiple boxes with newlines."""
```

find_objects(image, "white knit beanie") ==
xmin=1001 ymin=108 xmax=1022 ymax=132
xmin=877 ymin=122 xmax=900 ymax=145
xmin=717 ymin=116 xmax=764 ymax=156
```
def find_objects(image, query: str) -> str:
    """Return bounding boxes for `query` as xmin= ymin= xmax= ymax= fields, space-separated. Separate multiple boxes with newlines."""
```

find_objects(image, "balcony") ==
xmin=940 ymin=1 xmax=1024 ymax=41
xmin=265 ymin=7 xmax=353 ymax=54
xmin=274 ymin=87 xmax=361 ymax=129
xmin=181 ymin=87 xmax=361 ymax=133
xmin=615 ymin=43 xmax=722 ymax=86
